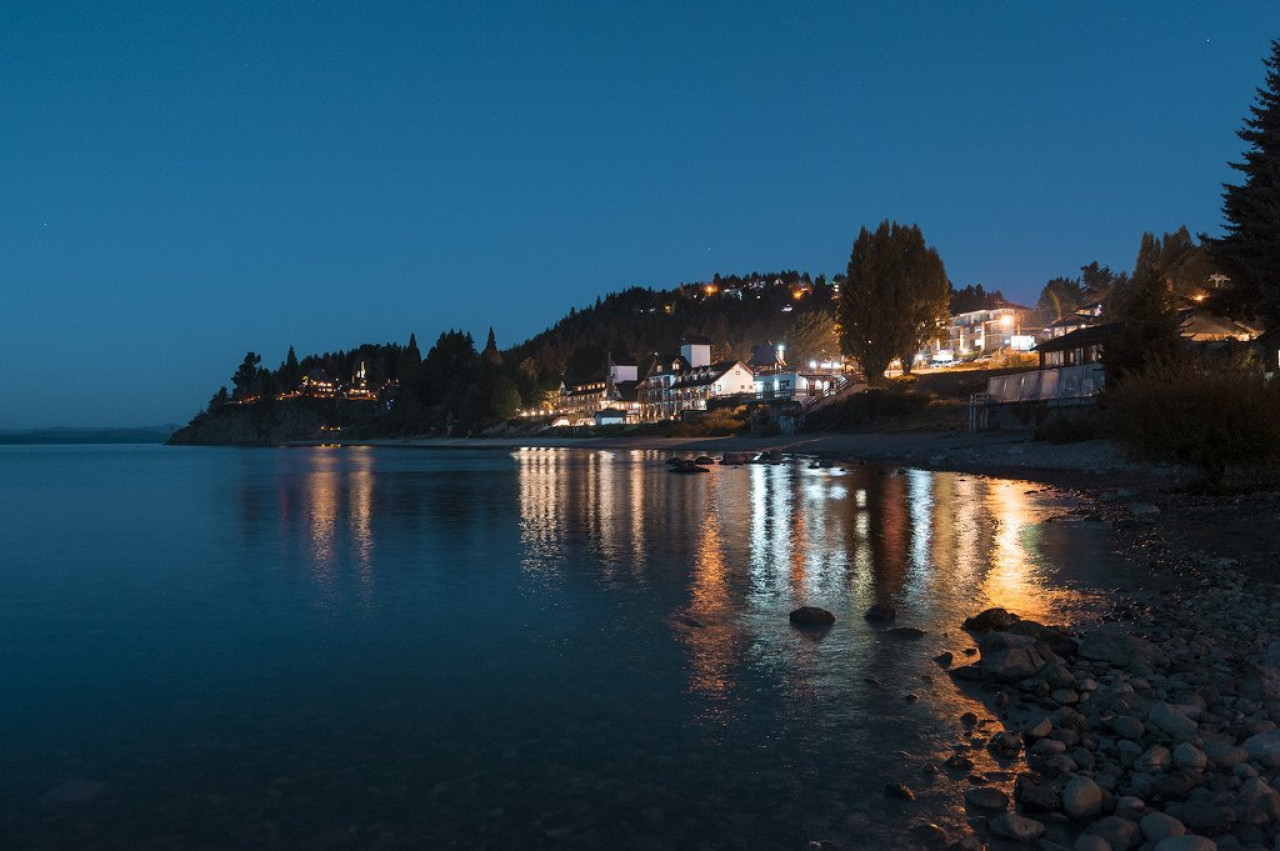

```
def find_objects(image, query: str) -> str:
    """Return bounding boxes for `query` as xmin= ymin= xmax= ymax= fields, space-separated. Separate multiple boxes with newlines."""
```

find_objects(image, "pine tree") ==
xmin=283 ymin=346 xmax=301 ymax=390
xmin=1102 ymin=232 xmax=1185 ymax=382
xmin=482 ymin=326 xmax=501 ymax=366
xmin=837 ymin=221 xmax=950 ymax=382
xmin=1206 ymin=38 xmax=1280 ymax=323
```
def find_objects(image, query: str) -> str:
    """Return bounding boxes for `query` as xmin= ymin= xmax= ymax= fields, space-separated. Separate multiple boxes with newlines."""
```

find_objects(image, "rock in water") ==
xmin=883 ymin=782 xmax=914 ymax=800
xmin=789 ymin=606 xmax=836 ymax=626
xmin=963 ymin=607 xmax=1020 ymax=632
xmin=864 ymin=602 xmax=897 ymax=622
xmin=887 ymin=626 xmax=926 ymax=639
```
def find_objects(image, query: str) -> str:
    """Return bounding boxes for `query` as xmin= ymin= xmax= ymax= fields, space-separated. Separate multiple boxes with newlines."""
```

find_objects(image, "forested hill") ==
xmin=171 ymin=269 xmax=843 ymax=443
xmin=508 ymin=270 xmax=841 ymax=386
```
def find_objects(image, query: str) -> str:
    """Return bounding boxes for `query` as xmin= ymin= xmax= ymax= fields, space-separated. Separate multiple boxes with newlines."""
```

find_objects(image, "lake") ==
xmin=0 ymin=444 xmax=1139 ymax=849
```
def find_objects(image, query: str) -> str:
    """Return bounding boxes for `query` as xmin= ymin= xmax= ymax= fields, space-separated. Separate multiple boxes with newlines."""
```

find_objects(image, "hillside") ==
xmin=171 ymin=270 xmax=843 ymax=443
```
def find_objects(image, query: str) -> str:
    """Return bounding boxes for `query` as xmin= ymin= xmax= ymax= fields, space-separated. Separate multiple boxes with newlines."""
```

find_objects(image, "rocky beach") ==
xmin=865 ymin=479 xmax=1280 ymax=851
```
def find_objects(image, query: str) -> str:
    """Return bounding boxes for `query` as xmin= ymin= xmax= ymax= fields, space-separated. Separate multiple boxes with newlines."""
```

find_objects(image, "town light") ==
xmin=1000 ymin=314 xmax=1014 ymax=328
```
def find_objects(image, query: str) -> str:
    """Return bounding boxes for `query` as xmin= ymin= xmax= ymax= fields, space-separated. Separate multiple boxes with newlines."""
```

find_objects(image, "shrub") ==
xmin=671 ymin=407 xmax=749 ymax=437
xmin=802 ymin=388 xmax=930 ymax=432
xmin=1102 ymin=354 xmax=1280 ymax=486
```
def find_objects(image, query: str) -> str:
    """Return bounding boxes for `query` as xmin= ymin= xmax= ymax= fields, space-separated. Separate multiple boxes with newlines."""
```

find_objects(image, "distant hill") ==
xmin=506 ymin=271 xmax=841 ymax=385
xmin=173 ymin=269 xmax=845 ymax=442
xmin=0 ymin=426 xmax=177 ymax=445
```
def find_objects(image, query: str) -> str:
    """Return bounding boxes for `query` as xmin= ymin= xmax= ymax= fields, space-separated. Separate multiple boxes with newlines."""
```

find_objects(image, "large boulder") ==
xmin=963 ymin=607 xmax=1020 ymax=632
xmin=977 ymin=632 xmax=1044 ymax=682
xmin=789 ymin=606 xmax=836 ymax=626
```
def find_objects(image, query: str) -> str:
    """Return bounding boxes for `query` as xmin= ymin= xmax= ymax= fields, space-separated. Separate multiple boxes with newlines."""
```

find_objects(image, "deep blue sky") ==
xmin=3 ymin=2 xmax=1278 ymax=428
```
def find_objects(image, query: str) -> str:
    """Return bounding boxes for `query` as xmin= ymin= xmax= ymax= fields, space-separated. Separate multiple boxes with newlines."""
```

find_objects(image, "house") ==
xmin=556 ymin=358 xmax=641 ymax=425
xmin=1034 ymin=323 xmax=1122 ymax=369
xmin=753 ymin=369 xmax=841 ymax=400
xmin=637 ymin=336 xmax=754 ymax=420
xmin=594 ymin=407 xmax=627 ymax=427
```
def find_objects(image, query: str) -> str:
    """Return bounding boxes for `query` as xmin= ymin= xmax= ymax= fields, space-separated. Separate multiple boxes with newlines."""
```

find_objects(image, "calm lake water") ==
xmin=0 ymin=445 xmax=1140 ymax=849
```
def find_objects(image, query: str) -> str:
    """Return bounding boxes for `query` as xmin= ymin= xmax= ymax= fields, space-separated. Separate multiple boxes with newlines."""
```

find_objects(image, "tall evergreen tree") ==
xmin=283 ymin=346 xmax=301 ymax=390
xmin=1102 ymin=232 xmax=1185 ymax=382
xmin=482 ymin=326 xmax=501 ymax=366
xmin=837 ymin=221 xmax=950 ymax=381
xmin=1206 ymin=38 xmax=1280 ymax=323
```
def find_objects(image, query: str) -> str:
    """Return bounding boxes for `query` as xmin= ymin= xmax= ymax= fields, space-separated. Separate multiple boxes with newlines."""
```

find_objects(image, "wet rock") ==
xmin=38 ymin=779 xmax=105 ymax=804
xmin=1147 ymin=703 xmax=1198 ymax=741
xmin=1172 ymin=742 xmax=1207 ymax=771
xmin=1140 ymin=811 xmax=1186 ymax=842
xmin=933 ymin=651 xmax=954 ymax=668
xmin=863 ymin=603 xmax=896 ymax=622
xmin=1015 ymin=774 xmax=1061 ymax=812
xmin=1130 ymin=502 xmax=1160 ymax=518
xmin=1072 ymin=837 xmax=1111 ymax=851
xmin=951 ymin=664 xmax=983 ymax=681
xmin=1110 ymin=715 xmax=1145 ymax=740
xmin=1177 ymin=802 xmax=1234 ymax=836
xmin=1023 ymin=717 xmax=1052 ymax=740
xmin=907 ymin=822 xmax=948 ymax=848
xmin=988 ymin=811 xmax=1045 ymax=842
xmin=963 ymin=608 xmax=1021 ymax=633
xmin=981 ymin=644 xmax=1045 ymax=683
xmin=886 ymin=626 xmax=926 ymax=639
xmin=789 ymin=607 xmax=836 ymax=626
xmin=1135 ymin=745 xmax=1172 ymax=773
xmin=1064 ymin=775 xmax=1103 ymax=821
xmin=1079 ymin=630 xmax=1164 ymax=670
xmin=1152 ymin=838 xmax=1217 ymax=851
xmin=989 ymin=731 xmax=1022 ymax=756
xmin=944 ymin=754 xmax=975 ymax=772
xmin=1085 ymin=815 xmax=1140 ymax=850
xmin=883 ymin=782 xmax=914 ymax=800
xmin=1202 ymin=741 xmax=1248 ymax=769
xmin=1236 ymin=776 xmax=1280 ymax=821
xmin=1241 ymin=729 xmax=1280 ymax=767
xmin=963 ymin=786 xmax=1009 ymax=811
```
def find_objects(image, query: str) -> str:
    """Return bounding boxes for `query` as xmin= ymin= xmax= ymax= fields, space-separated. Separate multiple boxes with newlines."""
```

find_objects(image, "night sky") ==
xmin=3 ymin=2 xmax=1278 ymax=428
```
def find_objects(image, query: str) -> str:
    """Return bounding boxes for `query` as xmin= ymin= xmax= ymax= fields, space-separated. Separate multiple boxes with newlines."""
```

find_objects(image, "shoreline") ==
xmin=292 ymin=428 xmax=1177 ymax=493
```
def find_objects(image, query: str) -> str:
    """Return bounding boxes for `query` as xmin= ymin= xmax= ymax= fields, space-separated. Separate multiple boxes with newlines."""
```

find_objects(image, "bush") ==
xmin=671 ymin=407 xmax=749 ymax=437
xmin=1102 ymin=354 xmax=1280 ymax=486
xmin=802 ymin=388 xmax=930 ymax=432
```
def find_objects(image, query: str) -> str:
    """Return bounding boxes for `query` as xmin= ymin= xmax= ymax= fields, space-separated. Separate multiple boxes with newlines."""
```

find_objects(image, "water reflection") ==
xmin=513 ymin=450 xmax=1098 ymax=722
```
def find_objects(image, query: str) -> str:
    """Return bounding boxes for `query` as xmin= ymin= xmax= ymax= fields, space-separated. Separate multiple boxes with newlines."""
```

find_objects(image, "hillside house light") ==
xmin=1000 ymin=314 xmax=1014 ymax=328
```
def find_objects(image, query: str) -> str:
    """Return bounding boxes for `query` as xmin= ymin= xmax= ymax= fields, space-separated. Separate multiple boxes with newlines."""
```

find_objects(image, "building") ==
xmin=637 ymin=336 xmax=754 ymax=421
xmin=928 ymin=304 xmax=1035 ymax=363
xmin=556 ymin=359 xmax=640 ymax=425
